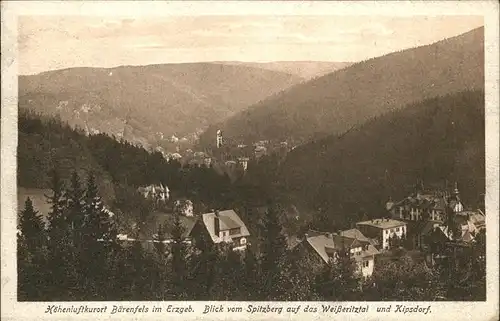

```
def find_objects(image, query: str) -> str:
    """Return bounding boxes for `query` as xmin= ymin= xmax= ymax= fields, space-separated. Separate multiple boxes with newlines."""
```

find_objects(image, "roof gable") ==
xmin=305 ymin=229 xmax=380 ymax=264
xmin=201 ymin=210 xmax=250 ymax=243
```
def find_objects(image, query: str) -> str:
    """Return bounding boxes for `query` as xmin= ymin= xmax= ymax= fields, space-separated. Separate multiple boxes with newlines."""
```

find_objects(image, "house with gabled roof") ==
xmin=431 ymin=210 xmax=485 ymax=245
xmin=189 ymin=209 xmax=251 ymax=251
xmin=356 ymin=218 xmax=407 ymax=251
xmin=291 ymin=229 xmax=380 ymax=277
xmin=385 ymin=183 xmax=484 ymax=251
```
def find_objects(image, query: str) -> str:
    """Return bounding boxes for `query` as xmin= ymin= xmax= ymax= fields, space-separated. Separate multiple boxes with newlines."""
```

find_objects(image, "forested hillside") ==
xmin=19 ymin=63 xmax=302 ymax=149
xmin=277 ymin=90 xmax=485 ymax=230
xmin=18 ymin=112 xmax=231 ymax=225
xmin=200 ymin=27 xmax=484 ymax=147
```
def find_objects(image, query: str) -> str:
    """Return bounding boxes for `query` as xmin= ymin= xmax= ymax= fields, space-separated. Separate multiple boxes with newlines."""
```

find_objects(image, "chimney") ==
xmin=303 ymin=233 xmax=309 ymax=241
xmin=214 ymin=210 xmax=220 ymax=237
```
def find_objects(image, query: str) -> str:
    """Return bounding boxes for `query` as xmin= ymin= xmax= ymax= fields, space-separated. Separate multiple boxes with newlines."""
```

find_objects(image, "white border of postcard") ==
xmin=1 ymin=1 xmax=499 ymax=321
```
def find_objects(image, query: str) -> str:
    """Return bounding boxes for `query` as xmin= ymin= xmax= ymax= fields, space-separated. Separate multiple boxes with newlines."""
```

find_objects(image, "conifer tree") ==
xmin=315 ymin=243 xmax=362 ymax=300
xmin=211 ymin=245 xmax=245 ymax=300
xmin=190 ymin=227 xmax=218 ymax=299
xmin=169 ymin=211 xmax=189 ymax=299
xmin=154 ymin=223 xmax=166 ymax=258
xmin=83 ymin=171 xmax=112 ymax=242
xmin=80 ymin=171 xmax=114 ymax=299
xmin=241 ymin=246 xmax=259 ymax=299
xmin=45 ymin=168 xmax=74 ymax=300
xmin=17 ymin=197 xmax=47 ymax=300
xmin=46 ymin=168 xmax=68 ymax=243
xmin=18 ymin=197 xmax=46 ymax=252
xmin=65 ymin=171 xmax=85 ymax=250
xmin=279 ymin=250 xmax=318 ymax=300
xmin=258 ymin=202 xmax=289 ymax=300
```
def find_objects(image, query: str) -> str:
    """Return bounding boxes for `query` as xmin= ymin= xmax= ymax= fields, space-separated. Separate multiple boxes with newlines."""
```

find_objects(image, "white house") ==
xmin=192 ymin=210 xmax=251 ymax=251
xmin=356 ymin=218 xmax=407 ymax=250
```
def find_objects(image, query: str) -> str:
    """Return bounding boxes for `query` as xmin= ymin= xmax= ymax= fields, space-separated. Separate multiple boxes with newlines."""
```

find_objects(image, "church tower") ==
xmin=216 ymin=129 xmax=223 ymax=149
xmin=450 ymin=182 xmax=464 ymax=213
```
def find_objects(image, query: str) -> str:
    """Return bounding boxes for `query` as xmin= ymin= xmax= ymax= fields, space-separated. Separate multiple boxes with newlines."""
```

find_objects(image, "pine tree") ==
xmin=18 ymin=197 xmax=46 ymax=252
xmin=80 ymin=171 xmax=114 ymax=299
xmin=154 ymin=223 xmax=166 ymax=258
xmin=208 ymin=244 xmax=243 ymax=300
xmin=46 ymin=168 xmax=68 ymax=243
xmin=258 ymin=202 xmax=289 ymax=300
xmin=168 ymin=211 xmax=189 ymax=299
xmin=241 ymin=246 xmax=259 ymax=299
xmin=315 ymin=242 xmax=362 ymax=300
xmin=45 ymin=168 xmax=74 ymax=300
xmin=190 ymin=229 xmax=218 ymax=299
xmin=17 ymin=197 xmax=47 ymax=300
xmin=65 ymin=171 xmax=85 ymax=242
xmin=279 ymin=251 xmax=318 ymax=300
xmin=83 ymin=171 xmax=112 ymax=242
xmin=330 ymin=245 xmax=362 ymax=300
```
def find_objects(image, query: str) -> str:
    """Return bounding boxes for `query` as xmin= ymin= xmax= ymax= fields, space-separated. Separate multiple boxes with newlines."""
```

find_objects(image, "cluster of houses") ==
xmin=293 ymin=183 xmax=485 ymax=278
xmin=127 ymin=182 xmax=485 ymax=279
xmin=116 ymin=208 xmax=251 ymax=254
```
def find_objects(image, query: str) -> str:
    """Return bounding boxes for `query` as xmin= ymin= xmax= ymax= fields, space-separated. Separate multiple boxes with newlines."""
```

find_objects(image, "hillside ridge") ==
xmin=200 ymin=26 xmax=484 ymax=147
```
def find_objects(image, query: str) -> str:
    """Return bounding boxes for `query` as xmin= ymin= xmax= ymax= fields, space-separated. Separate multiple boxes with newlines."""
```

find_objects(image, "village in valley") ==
xmin=16 ymin=112 xmax=487 ymax=301
xmin=14 ymin=14 xmax=489 ymax=303
xmin=129 ymin=155 xmax=486 ymax=281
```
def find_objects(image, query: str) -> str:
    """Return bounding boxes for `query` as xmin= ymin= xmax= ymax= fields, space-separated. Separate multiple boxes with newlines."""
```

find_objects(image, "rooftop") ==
xmin=357 ymin=218 xmax=406 ymax=229
xmin=201 ymin=209 xmax=250 ymax=243
xmin=305 ymin=229 xmax=380 ymax=264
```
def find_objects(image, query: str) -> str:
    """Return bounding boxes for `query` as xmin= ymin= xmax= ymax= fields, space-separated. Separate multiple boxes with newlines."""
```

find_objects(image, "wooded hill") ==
xmin=18 ymin=111 xmax=272 ymax=231
xmin=200 ymin=27 xmax=484 ymax=147
xmin=276 ymin=90 xmax=485 ymax=230
xmin=19 ymin=63 xmax=303 ymax=149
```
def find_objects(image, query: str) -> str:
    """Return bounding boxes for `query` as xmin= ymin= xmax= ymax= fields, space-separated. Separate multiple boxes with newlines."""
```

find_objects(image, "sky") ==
xmin=18 ymin=15 xmax=484 ymax=75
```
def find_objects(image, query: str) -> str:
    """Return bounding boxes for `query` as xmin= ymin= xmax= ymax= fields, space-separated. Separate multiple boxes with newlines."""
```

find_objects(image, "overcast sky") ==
xmin=18 ymin=15 xmax=484 ymax=75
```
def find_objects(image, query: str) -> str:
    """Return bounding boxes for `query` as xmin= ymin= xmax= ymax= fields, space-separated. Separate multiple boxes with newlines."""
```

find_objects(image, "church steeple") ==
xmin=453 ymin=181 xmax=460 ymax=197
xmin=216 ymin=129 xmax=223 ymax=149
xmin=449 ymin=181 xmax=463 ymax=213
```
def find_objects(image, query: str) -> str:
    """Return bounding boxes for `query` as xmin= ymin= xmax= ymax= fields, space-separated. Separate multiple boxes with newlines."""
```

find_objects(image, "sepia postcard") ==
xmin=1 ymin=1 xmax=499 ymax=320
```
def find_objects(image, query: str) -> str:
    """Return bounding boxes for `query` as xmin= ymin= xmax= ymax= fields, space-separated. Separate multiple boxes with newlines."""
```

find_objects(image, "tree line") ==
xmin=18 ymin=169 xmax=485 ymax=301
xmin=17 ymin=111 xmax=485 ymax=301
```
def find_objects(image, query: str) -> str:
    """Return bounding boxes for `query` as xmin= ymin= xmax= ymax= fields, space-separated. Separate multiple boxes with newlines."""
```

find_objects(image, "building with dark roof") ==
xmin=189 ymin=209 xmax=251 ymax=251
xmin=385 ymin=183 xmax=483 ymax=251
xmin=291 ymin=229 xmax=380 ymax=277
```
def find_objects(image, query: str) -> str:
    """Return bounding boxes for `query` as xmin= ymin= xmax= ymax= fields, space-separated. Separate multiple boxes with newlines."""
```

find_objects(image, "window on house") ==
xmin=396 ymin=227 xmax=400 ymax=232
xmin=363 ymin=261 xmax=369 ymax=268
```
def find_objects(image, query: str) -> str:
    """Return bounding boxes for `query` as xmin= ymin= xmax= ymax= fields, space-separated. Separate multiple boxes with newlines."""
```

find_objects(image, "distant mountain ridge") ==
xmin=214 ymin=61 xmax=353 ymax=80
xmin=200 ymin=27 xmax=484 ymax=147
xmin=277 ymin=90 xmax=485 ymax=226
xmin=19 ymin=63 xmax=303 ymax=150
